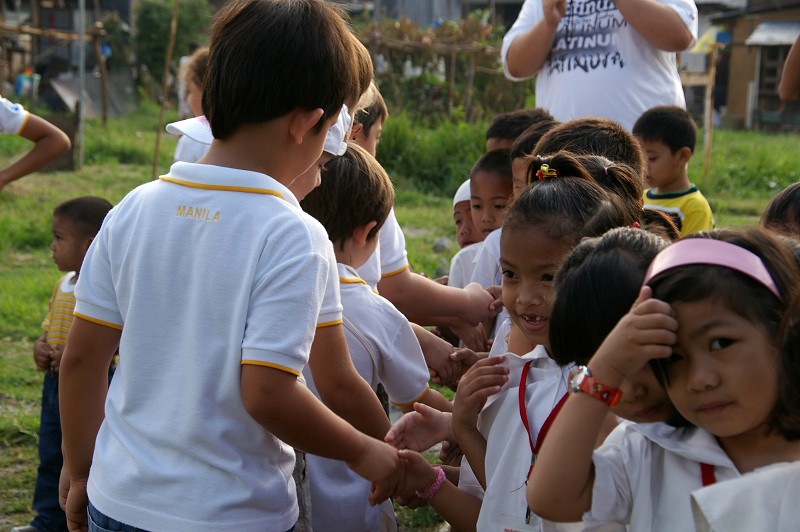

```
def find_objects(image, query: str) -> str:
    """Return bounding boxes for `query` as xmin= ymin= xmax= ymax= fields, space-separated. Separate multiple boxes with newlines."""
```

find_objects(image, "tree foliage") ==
xmin=134 ymin=0 xmax=211 ymax=80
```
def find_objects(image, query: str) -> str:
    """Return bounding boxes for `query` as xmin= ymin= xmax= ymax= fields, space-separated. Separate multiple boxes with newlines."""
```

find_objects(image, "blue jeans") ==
xmin=88 ymin=502 xmax=296 ymax=532
xmin=31 ymin=372 xmax=67 ymax=532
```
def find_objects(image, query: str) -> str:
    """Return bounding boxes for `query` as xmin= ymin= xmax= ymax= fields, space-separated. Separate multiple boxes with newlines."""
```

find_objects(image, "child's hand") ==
xmin=65 ymin=477 xmax=90 ymax=532
xmin=438 ymin=439 xmax=463 ymax=466
xmin=486 ymin=284 xmax=503 ymax=311
xmin=450 ymin=321 xmax=488 ymax=352
xmin=452 ymin=356 xmax=509 ymax=439
xmin=50 ymin=344 xmax=64 ymax=373
xmin=461 ymin=283 xmax=499 ymax=326
xmin=385 ymin=402 xmax=450 ymax=451
xmin=58 ymin=465 xmax=69 ymax=511
xmin=394 ymin=449 xmax=440 ymax=505
xmin=346 ymin=437 xmax=403 ymax=506
xmin=543 ymin=0 xmax=567 ymax=27
xmin=591 ymin=286 xmax=678 ymax=381
xmin=423 ymin=335 xmax=460 ymax=387
xmin=33 ymin=336 xmax=53 ymax=372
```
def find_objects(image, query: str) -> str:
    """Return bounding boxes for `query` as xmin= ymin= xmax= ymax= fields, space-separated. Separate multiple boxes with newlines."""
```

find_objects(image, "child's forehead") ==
xmin=453 ymin=200 xmax=471 ymax=213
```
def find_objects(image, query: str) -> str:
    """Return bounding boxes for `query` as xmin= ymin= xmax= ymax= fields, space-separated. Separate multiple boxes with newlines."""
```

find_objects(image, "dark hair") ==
xmin=633 ymin=105 xmax=697 ymax=154
xmin=186 ymin=46 xmax=209 ymax=88
xmin=761 ymin=182 xmax=800 ymax=237
xmin=576 ymin=155 xmax=642 ymax=227
xmin=777 ymin=290 xmax=800 ymax=439
xmin=509 ymin=120 xmax=559 ymax=160
xmin=551 ymin=228 xmax=669 ymax=366
xmin=301 ymin=143 xmax=394 ymax=248
xmin=203 ymin=0 xmax=367 ymax=139
xmin=534 ymin=117 xmax=647 ymax=178
xmin=642 ymin=209 xmax=681 ymax=241
xmin=53 ymin=196 xmax=113 ymax=237
xmin=648 ymin=228 xmax=800 ymax=439
xmin=471 ymin=149 xmax=512 ymax=181
xmin=353 ymin=81 xmax=388 ymax=138
xmin=505 ymin=152 xmax=626 ymax=246
xmin=486 ymin=108 xmax=554 ymax=142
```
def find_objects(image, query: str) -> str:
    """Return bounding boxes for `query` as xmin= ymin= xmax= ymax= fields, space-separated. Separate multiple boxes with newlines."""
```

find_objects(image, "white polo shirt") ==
xmin=77 ymin=161 xmax=340 ymax=532
xmin=304 ymin=263 xmax=430 ymax=531
xmin=357 ymin=208 xmax=409 ymax=289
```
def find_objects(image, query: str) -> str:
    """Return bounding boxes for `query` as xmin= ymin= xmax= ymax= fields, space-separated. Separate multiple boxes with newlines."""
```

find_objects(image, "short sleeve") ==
xmin=500 ymin=0 xmax=543 ymax=81
xmin=317 ymin=241 xmax=343 ymax=327
xmin=74 ymin=208 xmax=123 ymax=329
xmin=680 ymin=195 xmax=714 ymax=235
xmin=0 ymin=97 xmax=29 ymax=135
xmin=660 ymin=0 xmax=699 ymax=45
xmin=378 ymin=208 xmax=409 ymax=278
xmin=379 ymin=313 xmax=430 ymax=406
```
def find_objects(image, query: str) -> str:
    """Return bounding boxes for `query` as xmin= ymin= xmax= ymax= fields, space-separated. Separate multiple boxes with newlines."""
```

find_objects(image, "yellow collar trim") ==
xmin=160 ymin=176 xmax=284 ymax=198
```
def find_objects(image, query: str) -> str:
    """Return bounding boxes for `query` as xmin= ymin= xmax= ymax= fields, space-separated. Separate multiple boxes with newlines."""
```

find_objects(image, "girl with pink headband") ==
xmin=527 ymin=228 xmax=800 ymax=531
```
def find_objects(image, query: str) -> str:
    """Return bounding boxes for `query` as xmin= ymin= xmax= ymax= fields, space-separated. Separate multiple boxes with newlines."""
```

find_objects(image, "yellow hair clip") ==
xmin=536 ymin=164 xmax=558 ymax=180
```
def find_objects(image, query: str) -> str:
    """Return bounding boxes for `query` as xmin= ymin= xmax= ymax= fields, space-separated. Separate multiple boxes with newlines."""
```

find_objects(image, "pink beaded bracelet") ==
xmin=415 ymin=466 xmax=445 ymax=500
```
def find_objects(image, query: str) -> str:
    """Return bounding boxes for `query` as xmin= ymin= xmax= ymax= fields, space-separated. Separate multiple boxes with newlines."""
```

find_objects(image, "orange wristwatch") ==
xmin=569 ymin=366 xmax=622 ymax=407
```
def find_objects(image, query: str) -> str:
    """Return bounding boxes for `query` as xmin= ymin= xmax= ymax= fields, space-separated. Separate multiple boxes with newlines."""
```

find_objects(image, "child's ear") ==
xmin=288 ymin=108 xmax=325 ymax=145
xmin=677 ymin=146 xmax=693 ymax=165
xmin=349 ymin=122 xmax=364 ymax=141
xmin=353 ymin=220 xmax=379 ymax=248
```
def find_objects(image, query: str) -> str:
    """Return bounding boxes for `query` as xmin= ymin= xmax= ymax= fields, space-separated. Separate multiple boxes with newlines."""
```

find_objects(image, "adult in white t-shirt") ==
xmin=501 ymin=0 xmax=698 ymax=131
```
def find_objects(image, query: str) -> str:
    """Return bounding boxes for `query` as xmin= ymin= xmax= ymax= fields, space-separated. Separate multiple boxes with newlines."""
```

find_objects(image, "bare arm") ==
xmin=0 ymin=114 xmax=70 ymax=190
xmin=241 ymin=363 xmax=401 ymax=504
xmin=614 ymin=0 xmax=694 ymax=52
xmin=504 ymin=0 xmax=565 ymax=79
xmin=59 ymin=317 xmax=121 ymax=531
xmin=378 ymin=270 xmax=496 ymax=327
xmin=403 ymin=387 xmax=452 ymax=414
xmin=780 ymin=35 xmax=800 ymax=102
xmin=308 ymin=324 xmax=391 ymax=440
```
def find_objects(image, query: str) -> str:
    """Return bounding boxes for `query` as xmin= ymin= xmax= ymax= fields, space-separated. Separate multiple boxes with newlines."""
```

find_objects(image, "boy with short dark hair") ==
xmin=302 ymin=143 xmax=452 ymax=531
xmin=485 ymin=108 xmax=553 ymax=151
xmin=11 ymin=196 xmax=111 ymax=532
xmin=58 ymin=1 xmax=400 ymax=530
xmin=633 ymin=105 xmax=713 ymax=235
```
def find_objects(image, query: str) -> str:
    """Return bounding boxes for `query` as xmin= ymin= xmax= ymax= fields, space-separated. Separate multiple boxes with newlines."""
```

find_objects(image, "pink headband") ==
xmin=643 ymin=238 xmax=782 ymax=300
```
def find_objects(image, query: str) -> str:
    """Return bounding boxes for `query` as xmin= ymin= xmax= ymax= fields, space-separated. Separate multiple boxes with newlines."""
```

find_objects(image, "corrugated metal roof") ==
xmin=695 ymin=0 xmax=747 ymax=8
xmin=745 ymin=20 xmax=800 ymax=45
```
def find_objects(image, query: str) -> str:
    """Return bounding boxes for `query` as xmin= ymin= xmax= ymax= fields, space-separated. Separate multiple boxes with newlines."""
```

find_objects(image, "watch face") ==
xmin=569 ymin=366 xmax=589 ymax=393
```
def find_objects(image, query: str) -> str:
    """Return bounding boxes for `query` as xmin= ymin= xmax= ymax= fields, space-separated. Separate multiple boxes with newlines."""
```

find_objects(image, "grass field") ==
xmin=0 ymin=101 xmax=789 ymax=528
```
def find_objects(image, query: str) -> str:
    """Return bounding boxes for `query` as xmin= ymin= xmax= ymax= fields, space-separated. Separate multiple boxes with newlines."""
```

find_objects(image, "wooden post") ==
xmin=464 ymin=52 xmax=476 ymax=122
xmin=703 ymin=44 xmax=718 ymax=181
xmin=153 ymin=0 xmax=180 ymax=180
xmin=447 ymin=50 xmax=456 ymax=117
xmin=93 ymin=23 xmax=109 ymax=126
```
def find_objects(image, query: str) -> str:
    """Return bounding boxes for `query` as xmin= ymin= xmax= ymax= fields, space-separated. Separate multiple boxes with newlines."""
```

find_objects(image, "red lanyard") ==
xmin=518 ymin=361 xmax=569 ymax=461
xmin=700 ymin=462 xmax=716 ymax=486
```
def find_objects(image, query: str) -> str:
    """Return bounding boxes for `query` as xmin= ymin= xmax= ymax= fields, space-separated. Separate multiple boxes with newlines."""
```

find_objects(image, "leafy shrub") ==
xmin=378 ymin=112 xmax=487 ymax=195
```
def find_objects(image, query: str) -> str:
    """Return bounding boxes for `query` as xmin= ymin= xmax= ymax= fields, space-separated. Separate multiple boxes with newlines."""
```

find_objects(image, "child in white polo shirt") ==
xmin=57 ymin=2 xmax=401 ymax=531
xmin=302 ymin=143 xmax=453 ymax=532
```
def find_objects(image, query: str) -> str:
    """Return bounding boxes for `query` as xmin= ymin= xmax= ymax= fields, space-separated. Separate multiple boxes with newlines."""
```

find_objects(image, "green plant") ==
xmin=134 ymin=0 xmax=211 ymax=83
